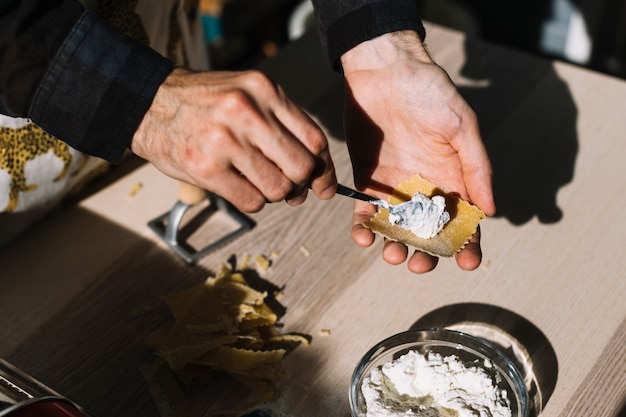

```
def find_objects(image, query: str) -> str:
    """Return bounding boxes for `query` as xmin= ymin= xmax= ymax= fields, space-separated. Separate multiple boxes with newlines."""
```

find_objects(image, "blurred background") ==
xmin=200 ymin=0 xmax=626 ymax=79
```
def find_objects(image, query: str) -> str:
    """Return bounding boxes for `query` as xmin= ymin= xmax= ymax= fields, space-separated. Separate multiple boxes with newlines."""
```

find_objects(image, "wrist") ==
xmin=130 ymin=68 xmax=187 ymax=157
xmin=340 ymin=30 xmax=432 ymax=76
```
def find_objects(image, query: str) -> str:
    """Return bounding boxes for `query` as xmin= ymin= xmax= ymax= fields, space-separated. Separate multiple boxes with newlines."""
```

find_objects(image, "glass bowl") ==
xmin=349 ymin=328 xmax=529 ymax=417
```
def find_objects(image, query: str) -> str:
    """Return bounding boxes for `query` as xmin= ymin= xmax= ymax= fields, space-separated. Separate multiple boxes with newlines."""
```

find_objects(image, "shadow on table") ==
xmin=457 ymin=36 xmax=579 ymax=225
xmin=0 ymin=202 xmax=334 ymax=417
xmin=411 ymin=303 xmax=558 ymax=417
xmin=0 ymin=207 xmax=211 ymax=416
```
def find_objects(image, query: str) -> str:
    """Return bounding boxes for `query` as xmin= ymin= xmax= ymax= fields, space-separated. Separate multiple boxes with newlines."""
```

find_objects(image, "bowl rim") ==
xmin=349 ymin=327 xmax=530 ymax=417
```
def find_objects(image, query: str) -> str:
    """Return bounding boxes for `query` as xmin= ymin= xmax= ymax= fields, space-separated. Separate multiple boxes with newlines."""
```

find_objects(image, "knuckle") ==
xmin=185 ymin=158 xmax=220 ymax=180
xmin=205 ymin=124 xmax=231 ymax=146
xmin=304 ymin=130 xmax=328 ymax=156
xmin=220 ymin=89 xmax=253 ymax=114
xmin=240 ymin=70 xmax=275 ymax=92
xmin=240 ymin=195 xmax=265 ymax=213
xmin=292 ymin=156 xmax=316 ymax=184
xmin=180 ymin=142 xmax=228 ymax=179
xmin=265 ymin=179 xmax=293 ymax=202
xmin=231 ymin=193 xmax=266 ymax=213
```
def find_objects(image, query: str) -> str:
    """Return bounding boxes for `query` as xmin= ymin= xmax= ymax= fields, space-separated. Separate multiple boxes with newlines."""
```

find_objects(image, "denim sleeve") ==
xmin=310 ymin=0 xmax=426 ymax=71
xmin=0 ymin=0 xmax=85 ymax=115
xmin=27 ymin=11 xmax=173 ymax=163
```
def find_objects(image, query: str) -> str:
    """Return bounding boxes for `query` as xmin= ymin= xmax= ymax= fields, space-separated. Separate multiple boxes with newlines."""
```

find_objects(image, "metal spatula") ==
xmin=335 ymin=183 xmax=385 ymax=205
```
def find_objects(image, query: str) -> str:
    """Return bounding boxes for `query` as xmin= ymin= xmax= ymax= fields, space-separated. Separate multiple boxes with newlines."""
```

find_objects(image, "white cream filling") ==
xmin=361 ymin=350 xmax=512 ymax=417
xmin=374 ymin=193 xmax=450 ymax=239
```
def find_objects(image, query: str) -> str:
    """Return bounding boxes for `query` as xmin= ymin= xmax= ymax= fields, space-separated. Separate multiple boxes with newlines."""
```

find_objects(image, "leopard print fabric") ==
xmin=0 ymin=122 xmax=76 ymax=212
xmin=0 ymin=118 xmax=84 ymax=213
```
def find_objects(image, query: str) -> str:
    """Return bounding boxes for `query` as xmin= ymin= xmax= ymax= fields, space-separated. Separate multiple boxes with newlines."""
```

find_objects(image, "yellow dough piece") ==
xmin=364 ymin=175 xmax=485 ymax=256
xmin=142 ymin=256 xmax=308 ymax=416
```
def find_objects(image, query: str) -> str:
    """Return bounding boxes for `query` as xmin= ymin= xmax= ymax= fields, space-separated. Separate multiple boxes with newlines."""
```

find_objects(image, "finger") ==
xmin=221 ymin=76 xmax=321 ymax=190
xmin=454 ymin=113 xmax=496 ymax=216
xmin=270 ymin=91 xmax=337 ymax=199
xmin=407 ymin=251 xmax=439 ymax=274
xmin=232 ymin=149 xmax=294 ymax=202
xmin=238 ymin=108 xmax=334 ymax=204
xmin=463 ymin=160 xmax=495 ymax=216
xmin=382 ymin=240 xmax=409 ymax=265
xmin=352 ymin=201 xmax=376 ymax=247
xmin=352 ymin=223 xmax=376 ymax=248
xmin=454 ymin=225 xmax=482 ymax=270
xmin=272 ymin=87 xmax=328 ymax=156
xmin=310 ymin=151 xmax=337 ymax=200
xmin=351 ymin=200 xmax=377 ymax=247
xmin=205 ymin=169 xmax=267 ymax=213
xmin=244 ymin=109 xmax=337 ymax=200
xmin=285 ymin=186 xmax=308 ymax=206
xmin=250 ymin=121 xmax=318 ymax=182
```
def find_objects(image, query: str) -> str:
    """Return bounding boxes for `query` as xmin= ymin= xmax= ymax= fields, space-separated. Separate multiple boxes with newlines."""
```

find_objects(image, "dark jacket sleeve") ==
xmin=0 ymin=0 xmax=173 ymax=163
xmin=310 ymin=0 xmax=426 ymax=71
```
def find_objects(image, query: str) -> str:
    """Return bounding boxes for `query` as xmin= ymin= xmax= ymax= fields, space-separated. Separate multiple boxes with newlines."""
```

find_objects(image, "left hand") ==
xmin=341 ymin=31 xmax=496 ymax=273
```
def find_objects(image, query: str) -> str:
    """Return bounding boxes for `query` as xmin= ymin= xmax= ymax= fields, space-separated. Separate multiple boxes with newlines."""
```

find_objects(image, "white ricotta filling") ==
xmin=361 ymin=350 xmax=512 ymax=417
xmin=374 ymin=193 xmax=450 ymax=239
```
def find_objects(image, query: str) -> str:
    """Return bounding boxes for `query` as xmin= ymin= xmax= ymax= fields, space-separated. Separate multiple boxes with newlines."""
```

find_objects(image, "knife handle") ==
xmin=178 ymin=182 xmax=206 ymax=205
xmin=336 ymin=184 xmax=378 ymax=202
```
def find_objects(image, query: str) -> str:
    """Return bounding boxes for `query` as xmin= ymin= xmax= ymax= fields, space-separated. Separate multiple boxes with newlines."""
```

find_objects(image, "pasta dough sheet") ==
xmin=364 ymin=175 xmax=485 ymax=257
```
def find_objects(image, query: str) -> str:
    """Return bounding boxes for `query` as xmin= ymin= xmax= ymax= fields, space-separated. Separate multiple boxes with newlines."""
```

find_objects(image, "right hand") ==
xmin=130 ymin=68 xmax=337 ymax=212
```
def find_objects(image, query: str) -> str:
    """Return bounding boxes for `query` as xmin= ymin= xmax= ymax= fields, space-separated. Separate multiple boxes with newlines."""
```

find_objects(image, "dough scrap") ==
xmin=142 ymin=256 xmax=306 ymax=416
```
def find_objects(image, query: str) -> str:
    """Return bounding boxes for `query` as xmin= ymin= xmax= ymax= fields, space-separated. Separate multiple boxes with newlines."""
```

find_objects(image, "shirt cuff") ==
xmin=320 ymin=0 xmax=426 ymax=72
xmin=29 ymin=11 xmax=173 ymax=163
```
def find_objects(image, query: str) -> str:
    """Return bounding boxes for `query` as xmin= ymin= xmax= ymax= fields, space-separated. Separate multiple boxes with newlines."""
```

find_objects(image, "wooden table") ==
xmin=1 ymin=23 xmax=625 ymax=417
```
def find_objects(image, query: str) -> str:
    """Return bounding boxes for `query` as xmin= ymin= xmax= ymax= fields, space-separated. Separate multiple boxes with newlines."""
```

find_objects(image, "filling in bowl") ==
xmin=361 ymin=349 xmax=512 ymax=417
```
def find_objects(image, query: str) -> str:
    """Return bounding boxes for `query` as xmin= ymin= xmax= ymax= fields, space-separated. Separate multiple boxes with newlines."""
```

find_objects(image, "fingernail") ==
xmin=287 ymin=192 xmax=307 ymax=206
xmin=286 ymin=185 xmax=306 ymax=200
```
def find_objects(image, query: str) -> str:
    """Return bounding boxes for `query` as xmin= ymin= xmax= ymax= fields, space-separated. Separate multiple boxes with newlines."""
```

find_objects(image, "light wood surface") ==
xmin=1 ymin=24 xmax=625 ymax=417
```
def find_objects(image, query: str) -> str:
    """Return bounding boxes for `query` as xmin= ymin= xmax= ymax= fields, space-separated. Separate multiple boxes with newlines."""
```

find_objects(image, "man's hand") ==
xmin=341 ymin=31 xmax=496 ymax=273
xmin=131 ymin=68 xmax=337 ymax=212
